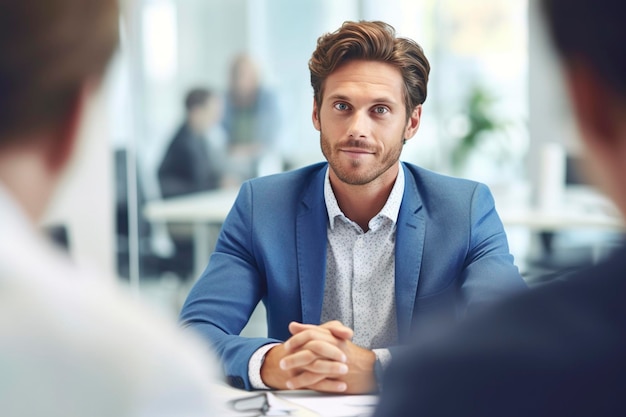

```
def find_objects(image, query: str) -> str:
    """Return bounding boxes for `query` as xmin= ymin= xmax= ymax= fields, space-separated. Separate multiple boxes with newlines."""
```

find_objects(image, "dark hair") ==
xmin=0 ymin=0 xmax=119 ymax=144
xmin=541 ymin=0 xmax=626 ymax=99
xmin=184 ymin=88 xmax=212 ymax=112
xmin=309 ymin=20 xmax=430 ymax=120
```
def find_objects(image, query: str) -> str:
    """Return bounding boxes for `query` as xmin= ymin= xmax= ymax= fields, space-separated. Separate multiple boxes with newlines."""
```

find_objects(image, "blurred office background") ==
xmin=42 ymin=0 xmax=624 ymax=324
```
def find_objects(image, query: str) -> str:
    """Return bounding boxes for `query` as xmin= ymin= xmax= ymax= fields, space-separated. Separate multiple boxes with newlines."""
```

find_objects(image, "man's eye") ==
xmin=373 ymin=106 xmax=389 ymax=114
xmin=334 ymin=103 xmax=349 ymax=111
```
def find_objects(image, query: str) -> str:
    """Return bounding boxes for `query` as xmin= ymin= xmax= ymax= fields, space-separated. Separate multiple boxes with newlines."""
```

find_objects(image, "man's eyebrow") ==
xmin=371 ymin=97 xmax=398 ymax=105
xmin=327 ymin=94 xmax=351 ymax=102
xmin=326 ymin=94 xmax=398 ymax=105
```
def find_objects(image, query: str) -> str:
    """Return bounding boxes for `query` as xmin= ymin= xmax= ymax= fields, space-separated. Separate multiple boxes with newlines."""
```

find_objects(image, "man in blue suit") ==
xmin=180 ymin=20 xmax=526 ymax=393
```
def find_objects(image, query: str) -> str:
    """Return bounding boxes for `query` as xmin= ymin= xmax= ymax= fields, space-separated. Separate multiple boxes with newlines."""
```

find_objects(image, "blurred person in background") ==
xmin=222 ymin=53 xmax=280 ymax=183
xmin=181 ymin=20 xmax=525 ymax=394
xmin=158 ymin=87 xmax=223 ymax=199
xmin=374 ymin=0 xmax=626 ymax=415
xmin=0 ymin=1 xmax=217 ymax=415
xmin=158 ymin=87 xmax=224 ymax=279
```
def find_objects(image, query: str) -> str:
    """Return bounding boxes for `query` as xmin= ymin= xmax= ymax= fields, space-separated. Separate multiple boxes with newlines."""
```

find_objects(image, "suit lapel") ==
xmin=395 ymin=163 xmax=426 ymax=341
xmin=296 ymin=165 xmax=328 ymax=324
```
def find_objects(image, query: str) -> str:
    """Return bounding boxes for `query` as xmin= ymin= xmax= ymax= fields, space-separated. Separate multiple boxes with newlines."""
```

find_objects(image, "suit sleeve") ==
xmin=179 ymin=182 xmax=281 ymax=390
xmin=459 ymin=183 xmax=527 ymax=313
xmin=158 ymin=137 xmax=195 ymax=198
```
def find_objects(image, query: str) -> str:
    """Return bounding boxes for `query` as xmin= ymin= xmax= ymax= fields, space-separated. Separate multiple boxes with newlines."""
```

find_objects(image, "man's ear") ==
xmin=403 ymin=105 xmax=422 ymax=144
xmin=45 ymin=81 xmax=93 ymax=173
xmin=312 ymin=98 xmax=321 ymax=131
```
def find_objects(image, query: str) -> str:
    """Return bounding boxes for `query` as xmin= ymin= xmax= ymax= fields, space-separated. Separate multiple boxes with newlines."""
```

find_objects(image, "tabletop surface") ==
xmin=143 ymin=185 xmax=624 ymax=231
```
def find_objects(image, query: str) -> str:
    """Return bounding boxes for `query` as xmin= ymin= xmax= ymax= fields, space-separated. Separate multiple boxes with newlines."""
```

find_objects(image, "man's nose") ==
xmin=347 ymin=110 xmax=370 ymax=138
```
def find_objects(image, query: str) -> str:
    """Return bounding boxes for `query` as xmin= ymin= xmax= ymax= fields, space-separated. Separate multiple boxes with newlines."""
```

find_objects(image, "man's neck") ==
xmin=186 ymin=120 xmax=203 ymax=136
xmin=330 ymin=164 xmax=399 ymax=232
xmin=0 ymin=149 xmax=56 ymax=223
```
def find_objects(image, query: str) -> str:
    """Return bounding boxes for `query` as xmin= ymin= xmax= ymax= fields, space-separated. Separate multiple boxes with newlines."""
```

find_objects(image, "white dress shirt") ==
xmin=321 ymin=164 xmax=402 ymax=350
xmin=248 ymin=164 xmax=403 ymax=389
xmin=0 ymin=184 xmax=217 ymax=417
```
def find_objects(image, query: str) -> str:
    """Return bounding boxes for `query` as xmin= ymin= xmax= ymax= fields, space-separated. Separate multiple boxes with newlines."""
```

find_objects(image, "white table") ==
xmin=144 ymin=188 xmax=239 ymax=223
xmin=496 ymin=186 xmax=624 ymax=232
xmin=499 ymin=207 xmax=624 ymax=232
xmin=495 ymin=186 xmax=624 ymax=266
xmin=143 ymin=188 xmax=239 ymax=278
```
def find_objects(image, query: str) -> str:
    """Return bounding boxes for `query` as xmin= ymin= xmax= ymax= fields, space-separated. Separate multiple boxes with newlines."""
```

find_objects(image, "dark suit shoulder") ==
xmin=377 ymin=245 xmax=626 ymax=417
xmin=158 ymin=125 xmax=191 ymax=168
xmin=423 ymin=245 xmax=626 ymax=361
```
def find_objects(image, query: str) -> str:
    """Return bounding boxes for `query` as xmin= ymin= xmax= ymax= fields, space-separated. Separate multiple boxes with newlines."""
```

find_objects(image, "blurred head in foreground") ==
xmin=0 ymin=0 xmax=118 ymax=219
xmin=372 ymin=2 xmax=626 ymax=416
xmin=0 ymin=3 xmax=219 ymax=417
xmin=543 ymin=0 xmax=626 ymax=217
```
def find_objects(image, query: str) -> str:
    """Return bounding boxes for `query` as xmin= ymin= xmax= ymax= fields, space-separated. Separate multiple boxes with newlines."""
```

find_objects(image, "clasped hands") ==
xmin=260 ymin=320 xmax=376 ymax=394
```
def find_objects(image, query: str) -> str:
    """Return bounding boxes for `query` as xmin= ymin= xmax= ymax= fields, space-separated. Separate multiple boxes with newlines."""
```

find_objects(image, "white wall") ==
xmin=42 ymin=85 xmax=115 ymax=279
xmin=528 ymin=0 xmax=580 ymax=202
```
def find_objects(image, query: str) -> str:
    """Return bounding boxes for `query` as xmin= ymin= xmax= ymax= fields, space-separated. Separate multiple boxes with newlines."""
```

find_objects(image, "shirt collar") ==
xmin=0 ymin=181 xmax=34 ymax=234
xmin=0 ymin=181 xmax=44 ymax=261
xmin=324 ymin=162 xmax=405 ymax=230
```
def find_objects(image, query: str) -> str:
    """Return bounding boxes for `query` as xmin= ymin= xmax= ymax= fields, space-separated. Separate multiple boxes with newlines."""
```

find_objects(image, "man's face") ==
xmin=313 ymin=60 xmax=421 ymax=186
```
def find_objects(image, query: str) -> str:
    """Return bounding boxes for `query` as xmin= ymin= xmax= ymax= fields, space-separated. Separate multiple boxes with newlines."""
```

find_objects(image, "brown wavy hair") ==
xmin=0 ymin=0 xmax=119 ymax=142
xmin=309 ymin=20 xmax=430 ymax=120
xmin=542 ymin=0 xmax=626 ymax=100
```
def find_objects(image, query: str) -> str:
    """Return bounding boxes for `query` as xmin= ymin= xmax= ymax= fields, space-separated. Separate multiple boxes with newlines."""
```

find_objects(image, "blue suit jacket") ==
xmin=180 ymin=162 xmax=526 ymax=389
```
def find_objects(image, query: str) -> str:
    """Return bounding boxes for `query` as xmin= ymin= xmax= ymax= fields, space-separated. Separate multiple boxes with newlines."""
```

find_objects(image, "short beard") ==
xmin=320 ymin=131 xmax=403 ymax=186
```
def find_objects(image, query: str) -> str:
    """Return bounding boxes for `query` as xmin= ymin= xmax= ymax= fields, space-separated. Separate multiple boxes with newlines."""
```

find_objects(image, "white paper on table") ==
xmin=276 ymin=391 xmax=379 ymax=417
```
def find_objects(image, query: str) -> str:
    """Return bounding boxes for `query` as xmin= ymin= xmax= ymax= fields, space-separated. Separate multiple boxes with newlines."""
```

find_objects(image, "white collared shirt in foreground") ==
xmin=0 ymin=184 xmax=218 ymax=417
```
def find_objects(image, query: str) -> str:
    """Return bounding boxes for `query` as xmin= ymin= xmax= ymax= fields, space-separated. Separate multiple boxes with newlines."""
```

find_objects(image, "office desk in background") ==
xmin=496 ymin=185 xmax=624 ymax=232
xmin=144 ymin=188 xmax=239 ymax=278
xmin=143 ymin=185 xmax=625 ymax=279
